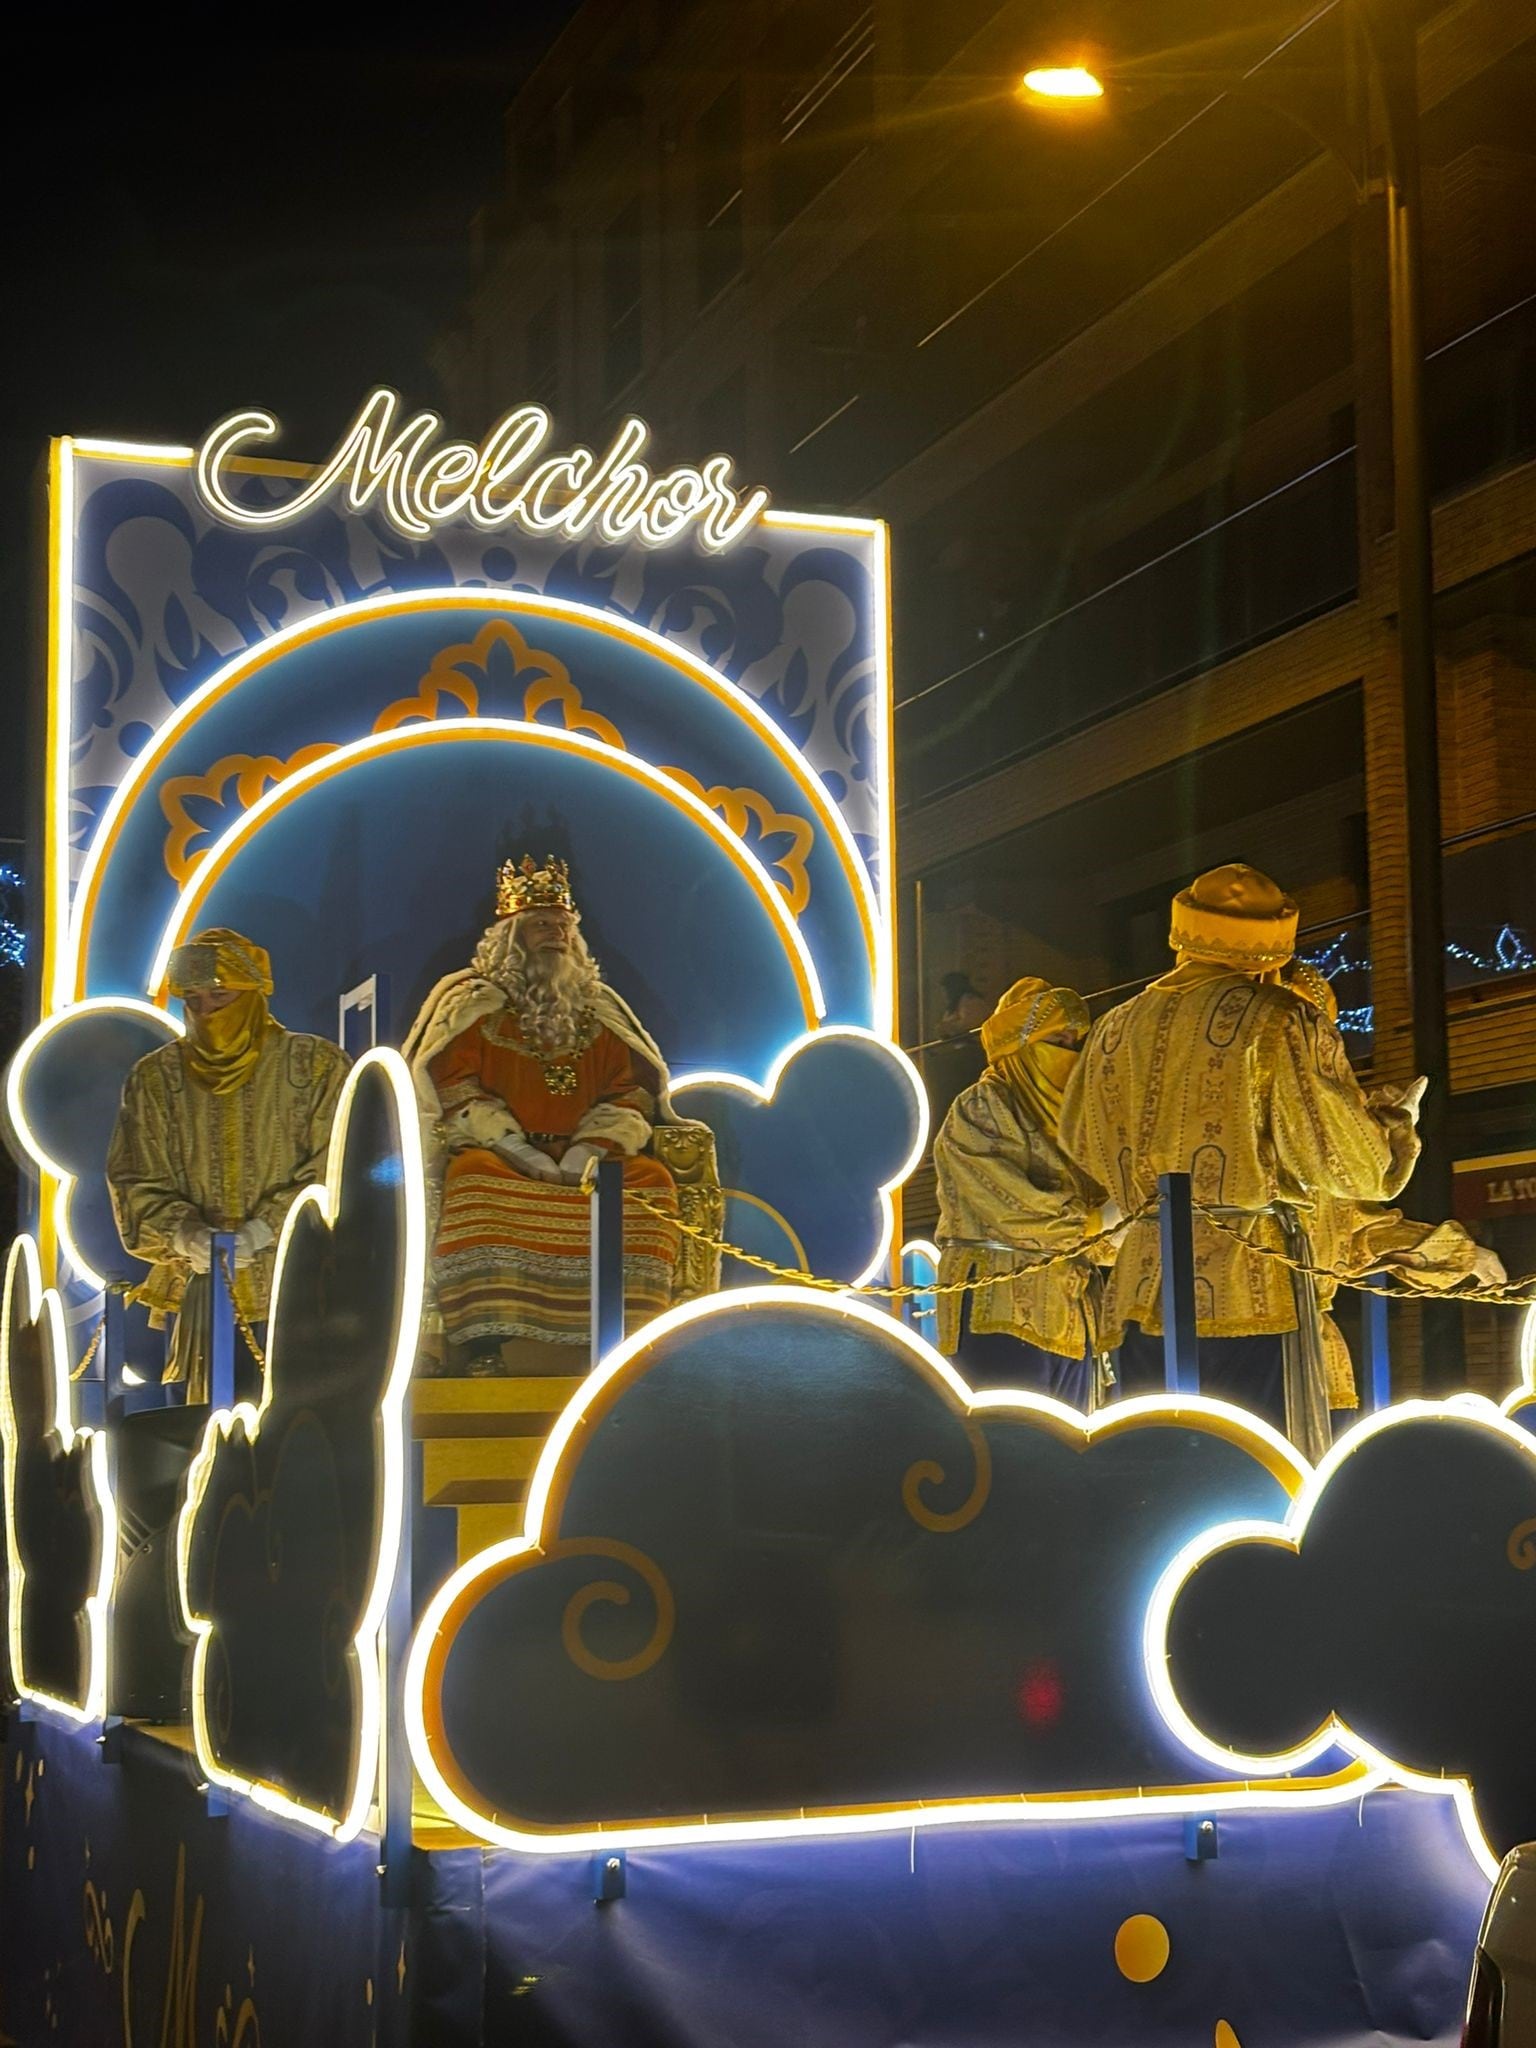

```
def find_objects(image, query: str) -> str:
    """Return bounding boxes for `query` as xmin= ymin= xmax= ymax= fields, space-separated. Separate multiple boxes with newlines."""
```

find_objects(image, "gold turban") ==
xmin=167 ymin=928 xmax=275 ymax=1095
xmin=1169 ymin=864 xmax=1298 ymax=973
xmin=980 ymin=977 xmax=1089 ymax=1138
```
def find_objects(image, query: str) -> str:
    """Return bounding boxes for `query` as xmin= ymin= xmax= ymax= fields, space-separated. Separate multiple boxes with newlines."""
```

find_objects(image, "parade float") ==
xmin=1 ymin=392 xmax=1532 ymax=2047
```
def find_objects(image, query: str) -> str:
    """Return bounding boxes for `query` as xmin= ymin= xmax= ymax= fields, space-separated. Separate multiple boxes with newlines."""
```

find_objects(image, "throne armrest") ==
xmin=651 ymin=1119 xmax=723 ymax=1302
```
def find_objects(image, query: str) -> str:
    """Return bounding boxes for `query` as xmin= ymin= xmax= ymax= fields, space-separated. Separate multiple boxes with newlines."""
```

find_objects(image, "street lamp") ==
xmin=1022 ymin=5 xmax=1455 ymax=1293
xmin=1018 ymin=66 xmax=1105 ymax=101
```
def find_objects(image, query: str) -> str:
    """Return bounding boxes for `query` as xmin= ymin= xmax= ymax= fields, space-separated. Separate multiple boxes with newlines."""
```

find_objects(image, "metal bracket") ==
xmin=593 ymin=1851 xmax=627 ymax=1903
xmin=1184 ymin=1816 xmax=1219 ymax=1861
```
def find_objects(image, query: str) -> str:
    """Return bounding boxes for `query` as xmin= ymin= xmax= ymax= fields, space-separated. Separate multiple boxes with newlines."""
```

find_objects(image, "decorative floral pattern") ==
xmin=67 ymin=458 xmax=882 ymax=892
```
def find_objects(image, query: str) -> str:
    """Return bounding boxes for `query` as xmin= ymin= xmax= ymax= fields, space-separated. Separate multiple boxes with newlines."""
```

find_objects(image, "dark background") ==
xmin=0 ymin=20 xmax=577 ymax=850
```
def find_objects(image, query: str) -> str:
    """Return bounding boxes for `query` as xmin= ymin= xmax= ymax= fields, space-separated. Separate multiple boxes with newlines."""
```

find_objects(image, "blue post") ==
xmin=99 ymin=1286 xmax=126 ymax=1757
xmin=102 ymin=1288 xmax=126 ymax=1431
xmin=379 ymin=1440 xmax=418 ymax=1908
xmin=590 ymin=1157 xmax=625 ymax=1370
xmin=210 ymin=1231 xmax=237 ymax=1410
xmin=1362 ymin=1285 xmax=1392 ymax=1412
xmin=1157 ymin=1172 xmax=1200 ymax=1395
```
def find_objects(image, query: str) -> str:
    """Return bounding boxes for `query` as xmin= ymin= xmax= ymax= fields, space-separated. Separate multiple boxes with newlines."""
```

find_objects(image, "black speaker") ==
xmin=110 ymin=1406 xmax=207 ymax=1721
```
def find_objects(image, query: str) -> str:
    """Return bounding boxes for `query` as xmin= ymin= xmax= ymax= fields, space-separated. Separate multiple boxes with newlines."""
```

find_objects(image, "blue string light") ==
xmin=1301 ymin=922 xmax=1536 ymax=1039
xmin=0 ymin=862 xmax=25 ymax=970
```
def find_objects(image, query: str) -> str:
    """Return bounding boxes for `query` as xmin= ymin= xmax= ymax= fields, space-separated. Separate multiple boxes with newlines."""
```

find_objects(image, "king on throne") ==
xmin=405 ymin=856 xmax=711 ymax=1372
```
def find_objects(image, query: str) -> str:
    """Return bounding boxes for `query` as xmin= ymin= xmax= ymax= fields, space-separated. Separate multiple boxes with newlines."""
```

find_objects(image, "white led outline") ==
xmin=60 ymin=584 xmax=889 ymax=1029
xmin=0 ymin=1235 xmax=117 ymax=1725
xmin=1143 ymin=1393 xmax=1536 ymax=1884
xmin=405 ymin=1286 xmax=1382 ymax=1856
xmin=670 ymin=1026 xmax=930 ymax=1289
xmin=4 ymin=998 xmax=185 ymax=1291
xmin=193 ymin=389 xmax=771 ymax=553
xmin=141 ymin=719 xmax=826 ymax=1027
xmin=173 ymin=1046 xmax=426 ymax=1842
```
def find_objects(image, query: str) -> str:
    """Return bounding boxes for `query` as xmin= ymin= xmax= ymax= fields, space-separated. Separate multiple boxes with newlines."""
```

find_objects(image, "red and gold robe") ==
xmin=428 ymin=1008 xmax=678 ymax=1348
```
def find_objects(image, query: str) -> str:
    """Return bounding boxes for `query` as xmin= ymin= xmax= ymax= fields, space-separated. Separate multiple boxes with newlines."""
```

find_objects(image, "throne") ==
xmin=651 ymin=1117 xmax=724 ymax=1302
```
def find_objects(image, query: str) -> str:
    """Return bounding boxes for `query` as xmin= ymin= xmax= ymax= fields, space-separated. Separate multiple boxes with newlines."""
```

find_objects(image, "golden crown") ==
xmin=497 ymin=854 xmax=576 ymax=918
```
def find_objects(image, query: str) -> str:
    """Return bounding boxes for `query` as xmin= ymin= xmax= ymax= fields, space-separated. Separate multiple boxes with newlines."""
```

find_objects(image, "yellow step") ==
xmin=411 ymin=1376 xmax=582 ymax=1435
xmin=452 ymin=1500 xmax=529 ymax=1564
xmin=422 ymin=1434 xmax=545 ymax=1497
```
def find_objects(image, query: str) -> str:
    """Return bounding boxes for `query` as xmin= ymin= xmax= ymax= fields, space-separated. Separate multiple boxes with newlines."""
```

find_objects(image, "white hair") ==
xmin=472 ymin=916 xmax=604 ymax=1050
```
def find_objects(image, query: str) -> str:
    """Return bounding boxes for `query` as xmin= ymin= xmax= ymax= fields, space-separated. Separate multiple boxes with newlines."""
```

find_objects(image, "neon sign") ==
xmin=194 ymin=387 xmax=772 ymax=550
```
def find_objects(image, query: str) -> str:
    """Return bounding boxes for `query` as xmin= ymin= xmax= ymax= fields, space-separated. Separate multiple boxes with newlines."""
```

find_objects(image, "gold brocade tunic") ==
xmin=933 ymin=1076 xmax=1105 ymax=1359
xmin=106 ymin=1026 xmax=349 ymax=1391
xmin=1059 ymin=961 xmax=1419 ymax=1344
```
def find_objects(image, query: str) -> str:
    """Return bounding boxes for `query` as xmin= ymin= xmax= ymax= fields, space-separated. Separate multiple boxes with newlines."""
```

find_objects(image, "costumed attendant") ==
xmin=1282 ymin=958 xmax=1505 ymax=1412
xmin=405 ymin=857 xmax=680 ymax=1372
xmin=1060 ymin=865 xmax=1420 ymax=1459
xmin=933 ymin=977 xmax=1107 ymax=1407
xmin=106 ymin=929 xmax=349 ymax=1400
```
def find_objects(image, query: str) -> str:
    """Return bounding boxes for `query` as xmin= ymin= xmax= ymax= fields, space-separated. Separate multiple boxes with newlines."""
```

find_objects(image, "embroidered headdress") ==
xmin=1169 ymin=864 xmax=1298 ymax=971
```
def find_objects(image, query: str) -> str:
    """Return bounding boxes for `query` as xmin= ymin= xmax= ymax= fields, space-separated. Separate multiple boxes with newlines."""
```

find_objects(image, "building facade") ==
xmin=433 ymin=0 xmax=1536 ymax=1391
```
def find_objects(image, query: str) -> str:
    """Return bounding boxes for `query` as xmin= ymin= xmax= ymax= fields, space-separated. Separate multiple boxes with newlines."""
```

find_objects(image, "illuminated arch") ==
xmin=63 ymin=588 xmax=885 ymax=1021
xmin=145 ymin=719 xmax=826 ymax=1029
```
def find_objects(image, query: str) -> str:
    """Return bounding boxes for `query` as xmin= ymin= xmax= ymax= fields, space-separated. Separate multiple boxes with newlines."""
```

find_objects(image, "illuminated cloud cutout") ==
xmin=0 ymin=1235 xmax=114 ymax=1721
xmin=4 ymin=999 xmax=183 ymax=1290
xmin=407 ymin=1287 xmax=1370 ymax=1854
xmin=176 ymin=1048 xmax=424 ymax=1840
xmin=672 ymin=1029 xmax=928 ymax=1287
xmin=1153 ymin=1399 xmax=1536 ymax=1872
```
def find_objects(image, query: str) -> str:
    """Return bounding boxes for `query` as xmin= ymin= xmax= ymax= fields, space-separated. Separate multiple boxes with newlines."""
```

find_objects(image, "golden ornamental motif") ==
xmin=161 ymin=746 xmax=335 ymax=883
xmin=902 ymin=1421 xmax=993 ymax=1534
xmin=555 ymin=1537 xmax=676 ymax=1682
xmin=1507 ymin=1515 xmax=1536 ymax=1569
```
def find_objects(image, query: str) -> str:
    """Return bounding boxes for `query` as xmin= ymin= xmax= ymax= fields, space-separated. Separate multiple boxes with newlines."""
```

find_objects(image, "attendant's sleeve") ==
xmin=253 ymin=1041 xmax=351 ymax=1236
xmin=935 ymin=1084 xmax=1097 ymax=1252
xmin=572 ymin=1035 xmax=653 ymax=1157
xmin=1057 ymin=1046 xmax=1111 ymax=1195
xmin=106 ymin=1064 xmax=204 ymax=1260
xmin=1270 ymin=1006 xmax=1419 ymax=1204
xmin=429 ymin=1021 xmax=527 ymax=1152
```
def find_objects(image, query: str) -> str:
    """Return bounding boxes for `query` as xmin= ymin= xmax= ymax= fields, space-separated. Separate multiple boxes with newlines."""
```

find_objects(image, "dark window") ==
xmin=697 ymin=81 xmax=744 ymax=307
xmin=771 ymin=2 xmax=874 ymax=229
xmin=525 ymin=301 xmax=560 ymax=418
xmin=603 ymin=199 xmax=644 ymax=399
xmin=698 ymin=368 xmax=748 ymax=463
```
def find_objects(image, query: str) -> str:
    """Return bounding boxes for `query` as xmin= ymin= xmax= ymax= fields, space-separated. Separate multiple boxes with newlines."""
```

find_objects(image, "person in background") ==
xmin=933 ymin=977 xmax=1107 ymax=1407
xmin=106 ymin=928 xmax=349 ymax=1400
xmin=1060 ymin=865 xmax=1420 ymax=1458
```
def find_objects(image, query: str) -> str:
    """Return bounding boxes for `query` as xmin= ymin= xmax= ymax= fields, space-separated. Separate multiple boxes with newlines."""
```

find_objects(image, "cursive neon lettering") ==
xmin=195 ymin=387 xmax=770 ymax=551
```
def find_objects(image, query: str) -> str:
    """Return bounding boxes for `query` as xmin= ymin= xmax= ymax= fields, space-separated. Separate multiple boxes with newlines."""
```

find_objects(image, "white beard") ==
xmin=472 ymin=919 xmax=605 ymax=1051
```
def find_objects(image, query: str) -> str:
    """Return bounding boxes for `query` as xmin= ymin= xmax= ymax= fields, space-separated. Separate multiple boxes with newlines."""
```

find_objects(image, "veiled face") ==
xmin=183 ymin=987 xmax=242 ymax=1019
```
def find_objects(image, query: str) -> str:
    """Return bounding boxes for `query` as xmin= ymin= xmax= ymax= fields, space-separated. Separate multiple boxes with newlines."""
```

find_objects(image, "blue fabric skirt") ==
xmin=1113 ymin=1323 xmax=1286 ymax=1433
xmin=952 ymin=1306 xmax=1093 ymax=1410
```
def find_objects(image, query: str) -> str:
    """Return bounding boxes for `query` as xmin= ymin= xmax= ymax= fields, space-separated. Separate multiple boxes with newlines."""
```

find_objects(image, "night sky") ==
xmin=1 ymin=19 xmax=576 ymax=848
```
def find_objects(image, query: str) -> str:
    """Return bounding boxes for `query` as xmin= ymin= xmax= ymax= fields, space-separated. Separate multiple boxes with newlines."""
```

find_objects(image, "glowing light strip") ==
xmin=62 ymin=586 xmax=886 ymax=1027
xmin=406 ymin=1286 xmax=1374 ymax=1855
xmin=174 ymin=1047 xmax=426 ymax=1841
xmin=194 ymin=390 xmax=771 ymax=552
xmin=4 ymin=999 xmax=184 ymax=1291
xmin=0 ymin=1235 xmax=116 ymax=1724
xmin=671 ymin=1026 xmax=929 ymax=1288
xmin=42 ymin=441 xmax=74 ymax=1105
xmin=1143 ymin=1394 xmax=1536 ymax=1884
xmin=143 ymin=720 xmax=825 ymax=1025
